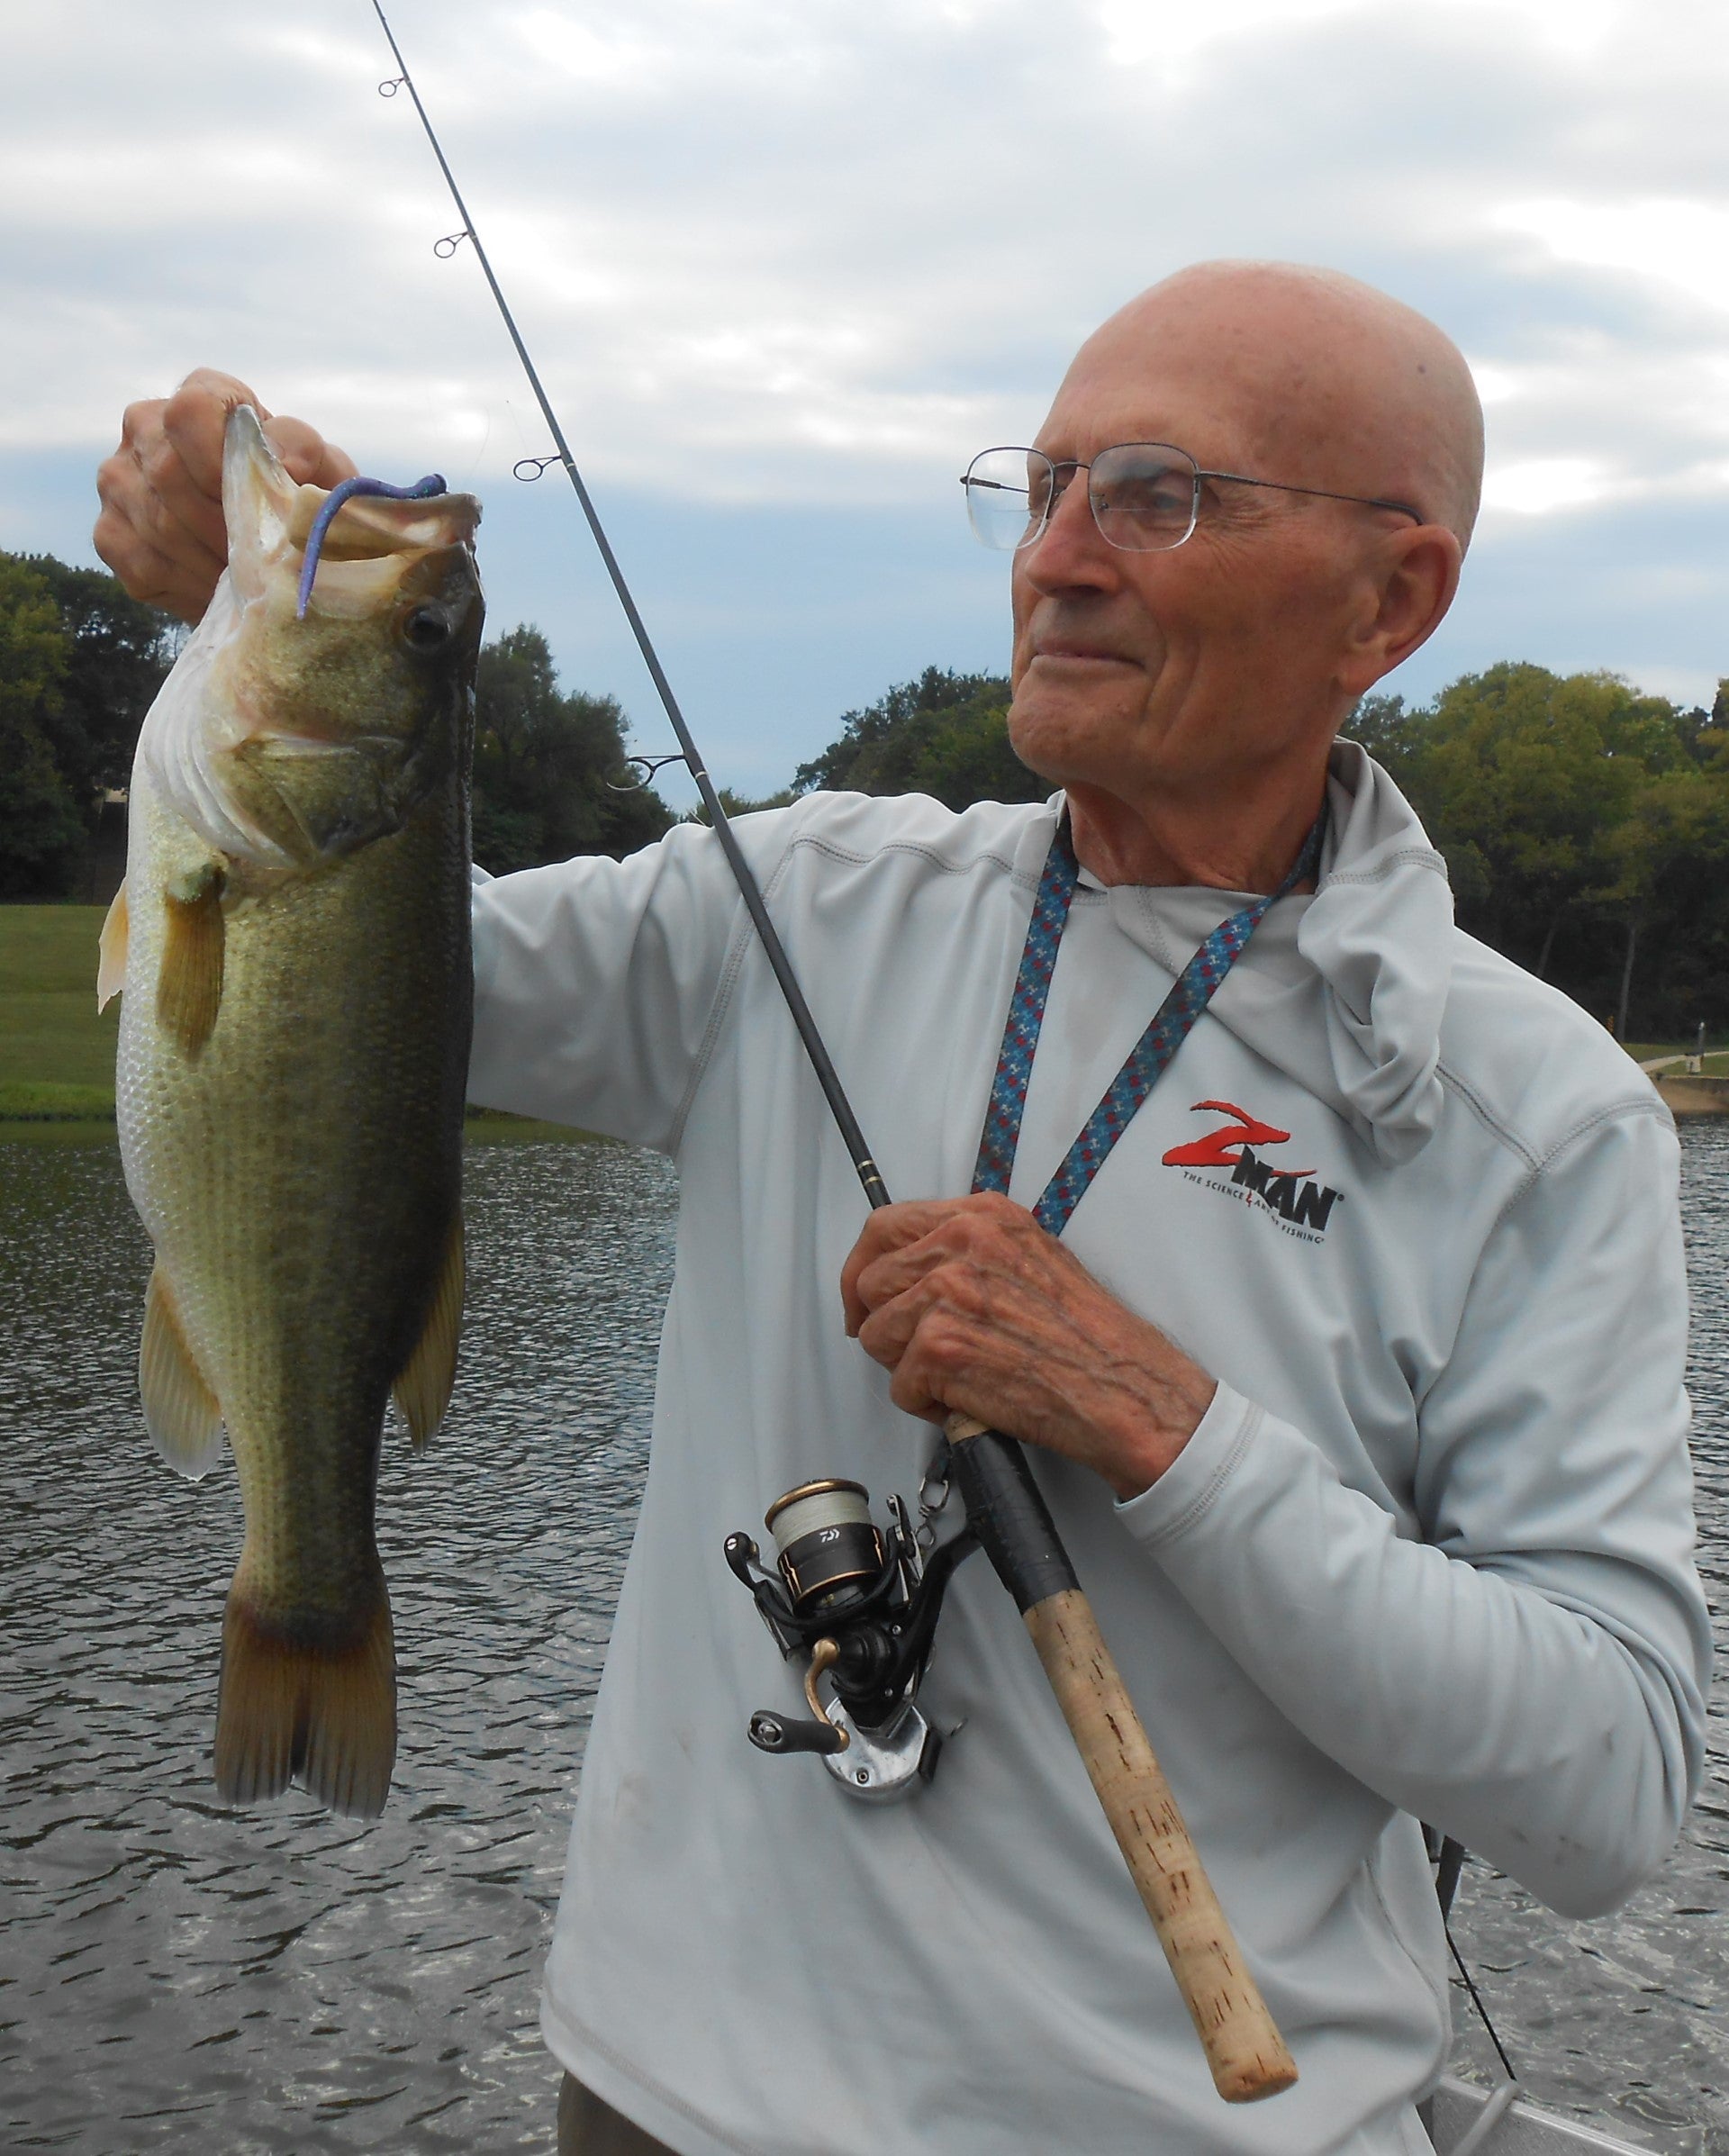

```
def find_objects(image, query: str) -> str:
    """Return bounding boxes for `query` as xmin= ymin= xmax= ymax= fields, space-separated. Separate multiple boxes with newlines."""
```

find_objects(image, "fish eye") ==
xmin=402 ymin=606 xmax=453 ymax=652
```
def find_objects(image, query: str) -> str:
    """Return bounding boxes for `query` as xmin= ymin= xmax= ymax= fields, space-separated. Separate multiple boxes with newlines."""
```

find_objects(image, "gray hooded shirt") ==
xmin=469 ymin=743 xmax=1709 ymax=2156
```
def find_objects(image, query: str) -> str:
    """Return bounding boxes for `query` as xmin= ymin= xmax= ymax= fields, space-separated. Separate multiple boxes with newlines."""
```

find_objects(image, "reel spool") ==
xmin=764 ymin=1480 xmax=884 ymax=1613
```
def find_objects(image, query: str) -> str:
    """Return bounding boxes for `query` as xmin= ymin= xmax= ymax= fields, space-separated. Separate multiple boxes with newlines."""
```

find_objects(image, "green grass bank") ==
xmin=0 ymin=903 xmax=585 ymax=1140
xmin=0 ymin=904 xmax=118 ymax=1119
xmin=0 ymin=902 xmax=1693 ymax=1128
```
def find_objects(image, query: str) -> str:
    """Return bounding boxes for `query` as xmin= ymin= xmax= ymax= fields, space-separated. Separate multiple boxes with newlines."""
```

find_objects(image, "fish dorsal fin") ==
xmin=392 ymin=1209 xmax=465 ymax=1447
xmin=140 ymin=1264 xmax=225 ymax=1480
xmin=222 ymin=405 xmax=300 ymax=603
xmin=157 ymin=862 xmax=227 ymax=1058
xmin=97 ymin=880 xmax=130 ymax=1010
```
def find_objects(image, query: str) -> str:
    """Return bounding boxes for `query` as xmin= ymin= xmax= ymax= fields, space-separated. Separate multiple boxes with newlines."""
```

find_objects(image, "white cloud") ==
xmin=1441 ymin=0 xmax=1622 ymax=55
xmin=1493 ymin=196 xmax=1729 ymax=317
xmin=1096 ymin=0 xmax=1361 ymax=68
xmin=1481 ymin=457 xmax=1609 ymax=516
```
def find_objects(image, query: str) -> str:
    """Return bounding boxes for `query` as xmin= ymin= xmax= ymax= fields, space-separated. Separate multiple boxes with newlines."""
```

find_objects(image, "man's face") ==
xmin=1006 ymin=338 xmax=1393 ymax=809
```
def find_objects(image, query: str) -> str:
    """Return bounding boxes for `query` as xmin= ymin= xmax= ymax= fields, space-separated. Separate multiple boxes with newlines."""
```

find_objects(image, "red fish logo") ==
xmin=1162 ymin=1101 xmax=1308 ymax=1175
xmin=1163 ymin=1101 xmax=1343 ymax=1235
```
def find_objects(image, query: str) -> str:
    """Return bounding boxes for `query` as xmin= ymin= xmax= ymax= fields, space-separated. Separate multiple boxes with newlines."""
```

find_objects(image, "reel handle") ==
xmin=945 ymin=1413 xmax=1298 ymax=2106
xmin=748 ymin=1709 xmax=846 ymax=1757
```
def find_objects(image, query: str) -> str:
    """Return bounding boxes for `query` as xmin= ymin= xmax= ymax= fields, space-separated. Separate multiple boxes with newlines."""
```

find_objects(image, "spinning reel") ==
xmin=724 ymin=1476 xmax=977 ymax=1802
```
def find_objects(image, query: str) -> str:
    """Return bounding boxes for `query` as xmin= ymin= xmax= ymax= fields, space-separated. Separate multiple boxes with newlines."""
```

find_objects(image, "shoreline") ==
xmin=0 ymin=1105 xmax=605 ymax=1146
xmin=1652 ymin=1074 xmax=1729 ymax=1118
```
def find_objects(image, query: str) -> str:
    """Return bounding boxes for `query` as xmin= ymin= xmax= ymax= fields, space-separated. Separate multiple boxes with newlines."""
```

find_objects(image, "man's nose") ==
xmin=1020 ymin=470 xmax=1119 ymax=593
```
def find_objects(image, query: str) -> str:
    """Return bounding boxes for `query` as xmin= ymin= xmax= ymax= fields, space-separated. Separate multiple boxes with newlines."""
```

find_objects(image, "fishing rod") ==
xmin=367 ymin=1 xmax=1293 ymax=2104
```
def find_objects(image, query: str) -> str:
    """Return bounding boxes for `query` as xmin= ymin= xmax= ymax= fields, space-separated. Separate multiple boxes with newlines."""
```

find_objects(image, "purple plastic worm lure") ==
xmin=294 ymin=472 xmax=448 ymax=619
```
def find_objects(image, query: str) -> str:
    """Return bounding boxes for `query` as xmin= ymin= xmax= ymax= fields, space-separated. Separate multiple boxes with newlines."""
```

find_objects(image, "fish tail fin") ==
xmin=213 ymin=1580 xmax=396 ymax=1819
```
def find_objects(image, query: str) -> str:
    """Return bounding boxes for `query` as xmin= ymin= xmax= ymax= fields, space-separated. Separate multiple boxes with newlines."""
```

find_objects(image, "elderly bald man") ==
xmin=97 ymin=261 xmax=1708 ymax=2156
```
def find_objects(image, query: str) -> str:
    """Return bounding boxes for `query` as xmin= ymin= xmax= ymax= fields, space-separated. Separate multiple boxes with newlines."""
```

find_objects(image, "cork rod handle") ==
xmin=1023 ymin=1588 xmax=1297 ymax=2103
xmin=944 ymin=1413 xmax=1296 ymax=2106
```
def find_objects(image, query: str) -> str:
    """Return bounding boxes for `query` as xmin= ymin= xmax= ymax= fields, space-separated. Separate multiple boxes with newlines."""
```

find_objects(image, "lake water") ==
xmin=2 ymin=1127 xmax=1724 ymax=2154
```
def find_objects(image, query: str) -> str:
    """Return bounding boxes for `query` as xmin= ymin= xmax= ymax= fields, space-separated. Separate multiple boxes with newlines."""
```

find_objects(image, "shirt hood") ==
xmin=1299 ymin=739 xmax=1454 ymax=1164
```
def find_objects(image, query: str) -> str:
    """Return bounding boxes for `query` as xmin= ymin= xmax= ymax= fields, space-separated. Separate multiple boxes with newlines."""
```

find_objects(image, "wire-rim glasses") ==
xmin=960 ymin=443 xmax=1423 ymax=554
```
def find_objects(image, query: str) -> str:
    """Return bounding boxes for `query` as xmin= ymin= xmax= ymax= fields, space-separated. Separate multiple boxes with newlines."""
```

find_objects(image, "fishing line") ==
xmin=1446 ymin=1920 xmax=1521 ymax=2084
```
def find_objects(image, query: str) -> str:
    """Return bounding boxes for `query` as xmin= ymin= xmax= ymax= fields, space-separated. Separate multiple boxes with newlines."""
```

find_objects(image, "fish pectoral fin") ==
xmin=156 ymin=861 xmax=228 ymax=1058
xmin=97 ymin=880 xmax=130 ymax=1010
xmin=392 ymin=1210 xmax=465 ymax=1447
xmin=139 ymin=1264 xmax=225 ymax=1480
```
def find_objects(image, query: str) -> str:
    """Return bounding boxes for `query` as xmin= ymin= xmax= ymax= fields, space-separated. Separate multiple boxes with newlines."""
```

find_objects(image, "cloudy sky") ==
xmin=5 ymin=0 xmax=1727 ymax=798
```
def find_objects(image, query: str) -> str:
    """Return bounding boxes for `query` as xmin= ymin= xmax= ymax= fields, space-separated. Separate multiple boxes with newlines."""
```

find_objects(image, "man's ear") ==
xmin=1335 ymin=524 xmax=1462 ymax=698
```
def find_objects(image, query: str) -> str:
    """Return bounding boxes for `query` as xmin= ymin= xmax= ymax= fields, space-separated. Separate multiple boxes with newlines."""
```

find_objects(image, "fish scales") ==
xmin=103 ymin=407 xmax=483 ymax=1817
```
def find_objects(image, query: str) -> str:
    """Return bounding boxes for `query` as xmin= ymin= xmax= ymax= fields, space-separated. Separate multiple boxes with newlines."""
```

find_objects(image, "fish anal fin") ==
xmin=156 ymin=861 xmax=228 ymax=1058
xmin=392 ymin=1210 xmax=464 ymax=1447
xmin=97 ymin=881 xmax=130 ymax=1010
xmin=213 ymin=1584 xmax=396 ymax=1819
xmin=139 ymin=1264 xmax=224 ymax=1480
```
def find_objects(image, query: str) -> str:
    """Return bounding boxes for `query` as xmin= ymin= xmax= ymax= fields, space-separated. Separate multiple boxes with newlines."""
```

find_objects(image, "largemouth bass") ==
xmin=98 ymin=406 xmax=483 ymax=1816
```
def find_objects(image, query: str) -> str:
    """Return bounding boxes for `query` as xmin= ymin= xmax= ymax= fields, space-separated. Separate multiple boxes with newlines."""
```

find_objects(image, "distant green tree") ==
xmin=793 ymin=666 xmax=1045 ymax=809
xmin=1587 ymin=763 xmax=1729 ymax=1038
xmin=20 ymin=555 xmax=177 ymax=804
xmin=0 ymin=557 xmax=85 ymax=898
xmin=0 ymin=552 xmax=177 ymax=897
xmin=1348 ymin=663 xmax=1729 ymax=1033
xmin=1355 ymin=665 xmax=1688 ymax=978
xmin=682 ymin=786 xmax=797 ymax=826
xmin=470 ymin=625 xmax=672 ymax=872
xmin=1339 ymin=693 xmax=1416 ymax=787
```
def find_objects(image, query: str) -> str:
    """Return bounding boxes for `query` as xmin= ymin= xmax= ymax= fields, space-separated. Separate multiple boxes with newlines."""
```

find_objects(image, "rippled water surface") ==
xmin=2 ymin=1128 xmax=1724 ymax=2152
xmin=3 ymin=1135 xmax=671 ymax=2152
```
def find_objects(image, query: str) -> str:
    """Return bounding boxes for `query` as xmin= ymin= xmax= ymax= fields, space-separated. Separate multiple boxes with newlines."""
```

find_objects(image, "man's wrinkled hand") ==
xmin=95 ymin=368 xmax=358 ymax=625
xmin=839 ymin=1191 xmax=1217 ymax=1501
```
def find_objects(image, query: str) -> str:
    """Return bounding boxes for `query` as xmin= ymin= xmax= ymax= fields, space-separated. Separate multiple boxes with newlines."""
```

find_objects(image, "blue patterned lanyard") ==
xmin=973 ymin=810 xmax=1326 ymax=1235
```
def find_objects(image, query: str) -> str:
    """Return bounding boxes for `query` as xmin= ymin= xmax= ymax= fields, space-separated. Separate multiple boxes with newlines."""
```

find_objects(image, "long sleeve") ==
xmin=1118 ymin=1101 xmax=1712 ymax=1918
xmin=466 ymin=820 xmax=759 ymax=1149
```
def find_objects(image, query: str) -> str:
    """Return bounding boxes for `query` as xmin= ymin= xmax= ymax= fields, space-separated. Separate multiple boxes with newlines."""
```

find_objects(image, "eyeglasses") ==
xmin=960 ymin=443 xmax=1423 ymax=554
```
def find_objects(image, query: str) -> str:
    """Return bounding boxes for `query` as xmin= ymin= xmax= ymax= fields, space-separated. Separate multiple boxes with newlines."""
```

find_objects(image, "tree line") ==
xmin=1344 ymin=666 xmax=1729 ymax=1038
xmin=0 ymin=555 xmax=668 ymax=899
xmin=5 ymin=548 xmax=1726 ymax=1037
xmin=0 ymin=553 xmax=177 ymax=898
xmin=801 ymin=661 xmax=1729 ymax=1038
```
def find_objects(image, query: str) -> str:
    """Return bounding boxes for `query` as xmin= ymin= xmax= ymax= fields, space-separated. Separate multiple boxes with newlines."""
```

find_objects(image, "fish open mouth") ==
xmin=222 ymin=405 xmax=481 ymax=620
xmin=286 ymin=475 xmax=481 ymax=624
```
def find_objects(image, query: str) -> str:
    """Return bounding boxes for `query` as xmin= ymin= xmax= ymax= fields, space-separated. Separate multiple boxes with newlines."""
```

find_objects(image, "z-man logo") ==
xmin=1162 ymin=1101 xmax=1344 ymax=1240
